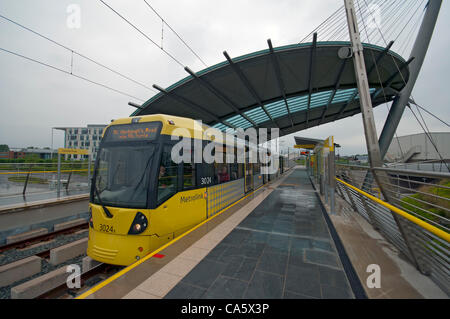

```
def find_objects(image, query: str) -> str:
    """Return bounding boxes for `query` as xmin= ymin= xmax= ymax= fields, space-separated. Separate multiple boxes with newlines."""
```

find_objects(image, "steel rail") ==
xmin=0 ymin=223 xmax=88 ymax=253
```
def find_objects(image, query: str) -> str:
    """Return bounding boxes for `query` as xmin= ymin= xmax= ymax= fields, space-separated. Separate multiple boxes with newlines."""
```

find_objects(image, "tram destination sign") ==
xmin=103 ymin=122 xmax=161 ymax=142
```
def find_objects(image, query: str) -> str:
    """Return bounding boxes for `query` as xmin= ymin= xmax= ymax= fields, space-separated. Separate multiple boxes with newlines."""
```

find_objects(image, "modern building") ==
xmin=24 ymin=148 xmax=55 ymax=159
xmin=54 ymin=124 xmax=107 ymax=160
xmin=0 ymin=150 xmax=25 ymax=159
xmin=385 ymin=132 xmax=450 ymax=163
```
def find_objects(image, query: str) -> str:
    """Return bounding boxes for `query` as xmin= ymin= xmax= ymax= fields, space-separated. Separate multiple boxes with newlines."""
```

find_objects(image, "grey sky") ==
xmin=0 ymin=0 xmax=449 ymax=155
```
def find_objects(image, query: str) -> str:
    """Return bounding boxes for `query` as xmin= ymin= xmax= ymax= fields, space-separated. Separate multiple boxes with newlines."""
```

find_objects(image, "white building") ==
xmin=386 ymin=132 xmax=450 ymax=163
xmin=54 ymin=124 xmax=107 ymax=160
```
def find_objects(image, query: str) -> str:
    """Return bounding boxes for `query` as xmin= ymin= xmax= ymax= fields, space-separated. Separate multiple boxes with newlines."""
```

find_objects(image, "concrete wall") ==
xmin=385 ymin=132 xmax=450 ymax=162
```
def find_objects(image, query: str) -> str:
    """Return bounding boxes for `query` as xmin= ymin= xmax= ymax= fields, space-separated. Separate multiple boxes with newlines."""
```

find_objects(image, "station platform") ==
xmin=80 ymin=167 xmax=363 ymax=299
xmin=0 ymin=190 xmax=88 ymax=209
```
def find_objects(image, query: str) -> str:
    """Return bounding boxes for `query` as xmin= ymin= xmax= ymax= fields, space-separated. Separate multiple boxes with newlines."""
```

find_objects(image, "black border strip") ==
xmin=309 ymin=176 xmax=368 ymax=299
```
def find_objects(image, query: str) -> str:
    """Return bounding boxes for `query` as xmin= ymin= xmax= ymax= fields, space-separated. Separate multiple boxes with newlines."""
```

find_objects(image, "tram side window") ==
xmin=228 ymin=147 xmax=239 ymax=181
xmin=216 ymin=163 xmax=230 ymax=183
xmin=183 ymin=162 xmax=196 ymax=189
xmin=157 ymin=145 xmax=177 ymax=204
xmin=183 ymin=145 xmax=196 ymax=190
xmin=229 ymin=163 xmax=239 ymax=181
xmin=253 ymin=163 xmax=261 ymax=175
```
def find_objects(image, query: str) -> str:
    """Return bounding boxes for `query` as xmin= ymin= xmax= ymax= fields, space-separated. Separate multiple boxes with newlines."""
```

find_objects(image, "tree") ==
xmin=0 ymin=144 xmax=9 ymax=152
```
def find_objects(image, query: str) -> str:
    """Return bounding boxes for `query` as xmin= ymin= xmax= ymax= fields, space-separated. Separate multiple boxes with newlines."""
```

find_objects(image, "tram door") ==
xmin=244 ymin=149 xmax=253 ymax=193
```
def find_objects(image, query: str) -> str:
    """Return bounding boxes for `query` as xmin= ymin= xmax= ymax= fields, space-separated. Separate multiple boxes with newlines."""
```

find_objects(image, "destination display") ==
xmin=103 ymin=122 xmax=161 ymax=142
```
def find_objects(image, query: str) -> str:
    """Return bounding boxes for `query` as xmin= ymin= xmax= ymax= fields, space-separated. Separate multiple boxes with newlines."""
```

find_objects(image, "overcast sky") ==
xmin=0 ymin=0 xmax=449 ymax=155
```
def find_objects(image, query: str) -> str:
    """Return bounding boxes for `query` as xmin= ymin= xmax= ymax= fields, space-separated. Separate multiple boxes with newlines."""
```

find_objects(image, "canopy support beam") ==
xmin=371 ymin=57 xmax=414 ymax=99
xmin=152 ymin=84 xmax=236 ymax=129
xmin=267 ymin=39 xmax=294 ymax=128
xmin=332 ymin=41 xmax=399 ymax=121
xmin=223 ymin=51 xmax=279 ymax=128
xmin=184 ymin=67 xmax=258 ymax=128
xmin=306 ymin=33 xmax=317 ymax=125
xmin=318 ymin=59 xmax=347 ymax=125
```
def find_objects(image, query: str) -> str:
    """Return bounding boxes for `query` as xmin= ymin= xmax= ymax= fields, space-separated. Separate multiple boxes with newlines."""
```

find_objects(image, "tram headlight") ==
xmin=128 ymin=212 xmax=148 ymax=235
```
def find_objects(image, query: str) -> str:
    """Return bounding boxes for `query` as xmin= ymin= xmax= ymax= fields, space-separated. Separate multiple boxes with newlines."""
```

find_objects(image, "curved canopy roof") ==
xmin=132 ymin=41 xmax=410 ymax=137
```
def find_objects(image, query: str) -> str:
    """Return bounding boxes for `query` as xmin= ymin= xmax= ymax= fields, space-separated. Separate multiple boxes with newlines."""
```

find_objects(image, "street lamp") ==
xmin=51 ymin=128 xmax=54 ymax=159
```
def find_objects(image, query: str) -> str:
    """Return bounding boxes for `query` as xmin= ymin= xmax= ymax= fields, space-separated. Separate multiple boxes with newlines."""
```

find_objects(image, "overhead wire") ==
xmin=142 ymin=0 xmax=207 ymax=67
xmin=0 ymin=13 xmax=158 ymax=94
xmin=359 ymin=0 xmax=448 ymax=169
xmin=409 ymin=100 xmax=450 ymax=127
xmin=0 ymin=46 xmax=146 ymax=102
xmin=99 ymin=0 xmax=185 ymax=68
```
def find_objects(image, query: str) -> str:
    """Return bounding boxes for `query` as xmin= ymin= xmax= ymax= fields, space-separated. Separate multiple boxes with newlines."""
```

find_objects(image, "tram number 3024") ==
xmin=201 ymin=177 xmax=212 ymax=185
xmin=99 ymin=224 xmax=115 ymax=233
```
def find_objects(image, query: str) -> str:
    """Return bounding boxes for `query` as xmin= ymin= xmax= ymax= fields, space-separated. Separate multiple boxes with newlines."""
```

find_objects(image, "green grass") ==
xmin=400 ymin=179 xmax=450 ymax=227
xmin=8 ymin=176 xmax=48 ymax=184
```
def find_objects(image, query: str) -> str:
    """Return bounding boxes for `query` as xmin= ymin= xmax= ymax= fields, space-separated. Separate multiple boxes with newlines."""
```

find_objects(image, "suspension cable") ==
xmin=142 ymin=0 xmax=207 ymax=67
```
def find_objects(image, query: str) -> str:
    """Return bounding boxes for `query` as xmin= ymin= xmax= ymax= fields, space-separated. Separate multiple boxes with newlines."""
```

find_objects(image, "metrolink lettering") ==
xmin=180 ymin=194 xmax=203 ymax=203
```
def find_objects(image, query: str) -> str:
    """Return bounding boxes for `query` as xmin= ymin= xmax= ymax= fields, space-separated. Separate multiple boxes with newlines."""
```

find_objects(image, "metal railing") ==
xmin=386 ymin=159 xmax=450 ymax=173
xmin=0 ymin=162 xmax=93 ymax=197
xmin=334 ymin=163 xmax=449 ymax=295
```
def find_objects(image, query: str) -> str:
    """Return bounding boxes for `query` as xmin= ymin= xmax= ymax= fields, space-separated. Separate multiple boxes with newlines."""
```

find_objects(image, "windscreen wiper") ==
xmin=94 ymin=182 xmax=113 ymax=218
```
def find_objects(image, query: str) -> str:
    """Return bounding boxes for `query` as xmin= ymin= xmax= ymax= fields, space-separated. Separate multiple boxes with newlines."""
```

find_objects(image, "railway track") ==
xmin=37 ymin=263 xmax=123 ymax=299
xmin=0 ymin=222 xmax=88 ymax=254
xmin=0 ymin=222 xmax=92 ymax=299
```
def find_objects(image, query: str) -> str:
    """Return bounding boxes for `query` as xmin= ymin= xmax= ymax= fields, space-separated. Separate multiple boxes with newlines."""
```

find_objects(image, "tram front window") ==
xmin=93 ymin=143 xmax=156 ymax=208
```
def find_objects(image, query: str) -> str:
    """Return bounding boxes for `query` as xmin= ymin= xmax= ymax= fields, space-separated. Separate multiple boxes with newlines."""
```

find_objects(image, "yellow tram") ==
xmin=87 ymin=114 xmax=285 ymax=266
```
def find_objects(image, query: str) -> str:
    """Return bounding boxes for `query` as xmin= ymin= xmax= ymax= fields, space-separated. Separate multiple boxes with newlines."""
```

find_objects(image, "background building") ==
xmin=0 ymin=150 xmax=25 ymax=159
xmin=54 ymin=124 xmax=107 ymax=160
xmin=385 ymin=132 xmax=450 ymax=163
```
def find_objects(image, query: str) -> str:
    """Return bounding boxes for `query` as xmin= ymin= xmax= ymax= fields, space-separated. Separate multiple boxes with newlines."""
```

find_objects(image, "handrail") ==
xmin=0 ymin=169 xmax=90 ymax=175
xmin=336 ymin=163 xmax=450 ymax=178
xmin=336 ymin=177 xmax=450 ymax=242
xmin=372 ymin=167 xmax=450 ymax=179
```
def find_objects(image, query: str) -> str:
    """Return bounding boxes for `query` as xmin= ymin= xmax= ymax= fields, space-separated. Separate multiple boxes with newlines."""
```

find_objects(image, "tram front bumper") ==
xmin=87 ymin=228 xmax=153 ymax=266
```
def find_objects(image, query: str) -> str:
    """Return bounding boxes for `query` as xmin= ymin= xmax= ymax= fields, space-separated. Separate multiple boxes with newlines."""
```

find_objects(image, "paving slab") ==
xmin=164 ymin=168 xmax=356 ymax=299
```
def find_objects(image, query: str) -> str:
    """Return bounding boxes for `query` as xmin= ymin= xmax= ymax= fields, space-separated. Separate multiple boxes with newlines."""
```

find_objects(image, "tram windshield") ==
xmin=93 ymin=143 xmax=156 ymax=208
xmin=92 ymin=122 xmax=161 ymax=208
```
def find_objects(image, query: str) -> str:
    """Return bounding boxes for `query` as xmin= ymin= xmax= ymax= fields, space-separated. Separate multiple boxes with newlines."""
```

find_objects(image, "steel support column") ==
xmin=378 ymin=0 xmax=442 ymax=158
xmin=344 ymin=0 xmax=422 ymax=271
